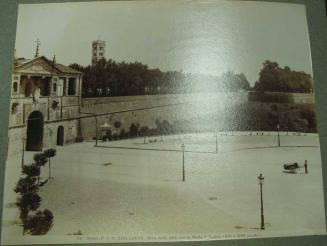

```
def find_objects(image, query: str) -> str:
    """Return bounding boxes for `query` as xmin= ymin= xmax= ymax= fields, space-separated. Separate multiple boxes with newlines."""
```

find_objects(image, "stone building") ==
xmin=92 ymin=40 xmax=106 ymax=66
xmin=8 ymin=56 xmax=83 ymax=156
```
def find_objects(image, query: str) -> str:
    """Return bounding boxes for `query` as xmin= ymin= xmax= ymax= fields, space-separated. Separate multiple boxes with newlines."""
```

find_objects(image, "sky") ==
xmin=15 ymin=0 xmax=312 ymax=85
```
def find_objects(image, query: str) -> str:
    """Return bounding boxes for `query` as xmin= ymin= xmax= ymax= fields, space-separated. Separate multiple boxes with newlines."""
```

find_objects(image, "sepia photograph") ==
xmin=1 ymin=0 xmax=326 ymax=245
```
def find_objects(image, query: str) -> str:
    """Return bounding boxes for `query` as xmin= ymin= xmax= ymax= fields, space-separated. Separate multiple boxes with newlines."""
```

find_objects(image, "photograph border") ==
xmin=0 ymin=0 xmax=326 ymax=245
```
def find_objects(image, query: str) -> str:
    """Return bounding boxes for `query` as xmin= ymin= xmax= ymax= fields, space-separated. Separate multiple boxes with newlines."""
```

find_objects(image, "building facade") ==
xmin=8 ymin=56 xmax=83 ymax=156
xmin=92 ymin=40 xmax=106 ymax=66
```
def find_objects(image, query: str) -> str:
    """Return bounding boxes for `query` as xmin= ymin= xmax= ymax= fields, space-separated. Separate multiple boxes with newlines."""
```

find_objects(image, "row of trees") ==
xmin=69 ymin=59 xmax=250 ymax=97
xmin=101 ymin=119 xmax=174 ymax=141
xmin=100 ymin=102 xmax=317 ymax=143
xmin=15 ymin=149 xmax=56 ymax=235
xmin=69 ymin=59 xmax=313 ymax=97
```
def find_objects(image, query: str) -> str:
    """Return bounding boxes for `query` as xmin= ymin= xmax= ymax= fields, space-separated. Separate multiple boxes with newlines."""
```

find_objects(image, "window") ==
xmin=99 ymin=53 xmax=103 ymax=56
xmin=40 ymin=79 xmax=50 ymax=96
xmin=13 ymin=82 xmax=18 ymax=93
xmin=68 ymin=78 xmax=76 ymax=95
xmin=53 ymin=83 xmax=57 ymax=92
xmin=11 ymin=102 xmax=19 ymax=114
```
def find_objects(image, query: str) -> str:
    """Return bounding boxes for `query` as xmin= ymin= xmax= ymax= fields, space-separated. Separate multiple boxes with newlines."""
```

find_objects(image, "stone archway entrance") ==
xmin=26 ymin=111 xmax=44 ymax=151
xmin=57 ymin=126 xmax=64 ymax=146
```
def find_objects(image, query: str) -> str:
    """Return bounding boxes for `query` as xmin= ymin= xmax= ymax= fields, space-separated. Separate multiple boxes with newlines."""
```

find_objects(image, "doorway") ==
xmin=57 ymin=126 xmax=64 ymax=146
xmin=26 ymin=111 xmax=44 ymax=151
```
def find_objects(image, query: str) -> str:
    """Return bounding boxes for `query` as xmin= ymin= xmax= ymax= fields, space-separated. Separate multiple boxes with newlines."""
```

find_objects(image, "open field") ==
xmin=97 ymin=131 xmax=320 ymax=153
xmin=1 ymin=132 xmax=325 ymax=244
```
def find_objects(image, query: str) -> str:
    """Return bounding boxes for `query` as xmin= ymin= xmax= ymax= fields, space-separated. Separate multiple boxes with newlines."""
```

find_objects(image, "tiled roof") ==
xmin=51 ymin=62 xmax=82 ymax=75
xmin=14 ymin=56 xmax=82 ymax=75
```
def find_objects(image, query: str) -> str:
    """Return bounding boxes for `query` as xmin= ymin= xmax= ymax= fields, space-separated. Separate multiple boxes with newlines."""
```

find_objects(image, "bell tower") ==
xmin=92 ymin=40 xmax=106 ymax=66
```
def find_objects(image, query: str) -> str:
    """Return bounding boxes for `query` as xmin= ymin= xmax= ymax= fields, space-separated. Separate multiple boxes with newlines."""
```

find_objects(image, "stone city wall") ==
xmin=79 ymin=92 xmax=248 ymax=140
xmin=6 ymin=91 xmax=314 ymax=158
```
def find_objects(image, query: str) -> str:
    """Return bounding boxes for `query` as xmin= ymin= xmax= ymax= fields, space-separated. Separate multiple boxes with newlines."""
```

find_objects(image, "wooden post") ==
xmin=48 ymin=158 xmax=51 ymax=179
xmin=215 ymin=131 xmax=218 ymax=153
xmin=21 ymin=138 xmax=25 ymax=168
xmin=277 ymin=124 xmax=280 ymax=147
xmin=95 ymin=115 xmax=98 ymax=147
xmin=182 ymin=144 xmax=185 ymax=182
xmin=304 ymin=160 xmax=308 ymax=174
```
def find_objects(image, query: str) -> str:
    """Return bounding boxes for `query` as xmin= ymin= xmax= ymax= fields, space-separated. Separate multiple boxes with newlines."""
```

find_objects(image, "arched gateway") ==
xmin=26 ymin=111 xmax=44 ymax=151
xmin=57 ymin=126 xmax=64 ymax=146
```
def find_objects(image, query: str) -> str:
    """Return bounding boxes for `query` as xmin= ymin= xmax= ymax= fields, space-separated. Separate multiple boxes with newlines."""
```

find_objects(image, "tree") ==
xmin=33 ymin=153 xmax=48 ymax=184
xmin=300 ymin=106 xmax=317 ymax=131
xmin=69 ymin=63 xmax=85 ymax=72
xmin=119 ymin=129 xmax=126 ymax=139
xmin=220 ymin=71 xmax=250 ymax=91
xmin=129 ymin=123 xmax=140 ymax=137
xmin=15 ymin=175 xmax=40 ymax=227
xmin=14 ymin=149 xmax=57 ymax=235
xmin=254 ymin=60 xmax=313 ymax=93
xmin=15 ymin=158 xmax=54 ymax=235
xmin=70 ymin=58 xmax=252 ymax=98
xmin=139 ymin=126 xmax=150 ymax=137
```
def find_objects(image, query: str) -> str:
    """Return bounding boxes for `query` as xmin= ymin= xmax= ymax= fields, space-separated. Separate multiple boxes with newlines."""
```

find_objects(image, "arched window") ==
xmin=53 ymin=83 xmax=57 ymax=92
xmin=13 ymin=82 xmax=18 ymax=93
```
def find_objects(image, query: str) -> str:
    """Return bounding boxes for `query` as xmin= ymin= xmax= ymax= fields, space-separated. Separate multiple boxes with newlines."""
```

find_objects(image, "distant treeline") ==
xmin=69 ymin=59 xmax=250 ymax=97
xmin=69 ymin=59 xmax=313 ymax=97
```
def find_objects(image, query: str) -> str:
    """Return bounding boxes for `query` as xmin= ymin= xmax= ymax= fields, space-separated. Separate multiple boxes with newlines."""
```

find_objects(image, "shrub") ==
xmin=22 ymin=165 xmax=40 ymax=177
xmin=33 ymin=153 xmax=48 ymax=167
xmin=129 ymin=123 xmax=140 ymax=137
xmin=17 ymin=192 xmax=41 ymax=213
xmin=114 ymin=121 xmax=122 ymax=128
xmin=43 ymin=149 xmax=56 ymax=159
xmin=119 ymin=129 xmax=126 ymax=139
xmin=248 ymin=92 xmax=294 ymax=103
xmin=300 ymin=107 xmax=317 ymax=131
xmin=161 ymin=120 xmax=174 ymax=135
xmin=112 ymin=133 xmax=119 ymax=140
xmin=139 ymin=126 xmax=150 ymax=136
xmin=24 ymin=209 xmax=54 ymax=235
xmin=15 ymin=151 xmax=54 ymax=235
xmin=15 ymin=176 xmax=38 ymax=194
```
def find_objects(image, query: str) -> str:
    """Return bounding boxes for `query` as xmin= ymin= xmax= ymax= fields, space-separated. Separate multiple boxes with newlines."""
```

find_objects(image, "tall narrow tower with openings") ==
xmin=92 ymin=40 xmax=106 ymax=66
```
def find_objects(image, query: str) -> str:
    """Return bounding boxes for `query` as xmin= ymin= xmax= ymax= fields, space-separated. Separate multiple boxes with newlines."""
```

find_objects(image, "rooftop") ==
xmin=14 ymin=56 xmax=82 ymax=75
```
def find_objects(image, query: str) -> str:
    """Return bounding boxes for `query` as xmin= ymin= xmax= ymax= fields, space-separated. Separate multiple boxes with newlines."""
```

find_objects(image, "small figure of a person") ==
xmin=304 ymin=160 xmax=308 ymax=174
xmin=33 ymin=87 xmax=41 ymax=103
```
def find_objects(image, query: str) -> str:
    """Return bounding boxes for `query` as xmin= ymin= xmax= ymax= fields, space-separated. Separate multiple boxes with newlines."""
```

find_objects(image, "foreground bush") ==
xmin=25 ymin=209 xmax=54 ymax=235
xmin=15 ymin=149 xmax=55 ymax=235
